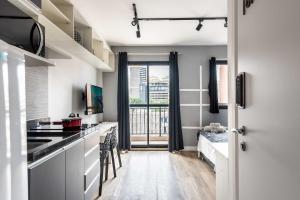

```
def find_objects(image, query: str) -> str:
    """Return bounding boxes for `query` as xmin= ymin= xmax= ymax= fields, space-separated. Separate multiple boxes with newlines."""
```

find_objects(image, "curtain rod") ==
xmin=115 ymin=52 xmax=182 ymax=56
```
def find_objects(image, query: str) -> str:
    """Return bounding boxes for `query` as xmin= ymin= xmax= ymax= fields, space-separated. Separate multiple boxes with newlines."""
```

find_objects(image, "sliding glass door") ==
xmin=128 ymin=62 xmax=169 ymax=148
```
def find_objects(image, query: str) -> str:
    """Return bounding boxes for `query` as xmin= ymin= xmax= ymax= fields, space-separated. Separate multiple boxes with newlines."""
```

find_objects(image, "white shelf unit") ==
xmin=9 ymin=0 xmax=115 ymax=71
xmin=92 ymin=39 xmax=104 ymax=60
xmin=74 ymin=23 xmax=93 ymax=52
xmin=0 ymin=40 xmax=56 ymax=67
xmin=180 ymin=65 xmax=208 ymax=129
xmin=38 ymin=15 xmax=113 ymax=71
xmin=41 ymin=0 xmax=71 ymax=24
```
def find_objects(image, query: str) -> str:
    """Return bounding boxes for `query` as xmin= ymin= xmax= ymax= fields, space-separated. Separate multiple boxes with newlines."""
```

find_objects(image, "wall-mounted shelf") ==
xmin=3 ymin=40 xmax=56 ymax=67
xmin=182 ymin=126 xmax=201 ymax=130
xmin=45 ymin=44 xmax=72 ymax=59
xmin=24 ymin=54 xmax=56 ymax=67
xmin=50 ymin=0 xmax=71 ymax=4
xmin=38 ymin=15 xmax=113 ymax=72
xmin=9 ymin=0 xmax=115 ymax=71
xmin=180 ymin=89 xmax=201 ymax=92
xmin=42 ymin=0 xmax=71 ymax=24
xmin=180 ymin=104 xmax=201 ymax=107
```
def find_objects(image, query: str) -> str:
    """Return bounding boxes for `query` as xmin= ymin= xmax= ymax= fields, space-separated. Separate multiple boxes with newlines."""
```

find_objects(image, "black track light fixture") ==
xmin=136 ymin=30 xmax=141 ymax=38
xmin=224 ymin=18 xmax=228 ymax=28
xmin=196 ymin=20 xmax=203 ymax=31
xmin=131 ymin=4 xmax=227 ymax=38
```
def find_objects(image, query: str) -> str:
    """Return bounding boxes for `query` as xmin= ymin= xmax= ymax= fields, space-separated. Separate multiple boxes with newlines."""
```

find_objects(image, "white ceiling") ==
xmin=71 ymin=0 xmax=228 ymax=46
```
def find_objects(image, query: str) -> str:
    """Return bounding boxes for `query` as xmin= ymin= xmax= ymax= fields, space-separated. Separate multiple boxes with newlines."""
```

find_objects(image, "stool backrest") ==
xmin=102 ymin=131 xmax=113 ymax=150
xmin=110 ymin=127 xmax=118 ymax=148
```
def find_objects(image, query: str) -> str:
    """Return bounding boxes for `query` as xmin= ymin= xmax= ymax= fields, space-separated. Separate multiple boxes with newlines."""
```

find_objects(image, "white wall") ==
xmin=48 ymin=57 xmax=103 ymax=124
xmin=26 ymin=67 xmax=48 ymax=120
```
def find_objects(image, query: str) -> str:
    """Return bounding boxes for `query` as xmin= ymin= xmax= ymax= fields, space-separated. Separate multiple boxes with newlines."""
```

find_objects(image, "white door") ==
xmin=234 ymin=1 xmax=300 ymax=200
xmin=0 ymin=41 xmax=28 ymax=200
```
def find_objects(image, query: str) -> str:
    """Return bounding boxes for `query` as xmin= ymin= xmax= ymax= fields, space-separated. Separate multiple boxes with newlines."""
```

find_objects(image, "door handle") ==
xmin=231 ymin=126 xmax=246 ymax=136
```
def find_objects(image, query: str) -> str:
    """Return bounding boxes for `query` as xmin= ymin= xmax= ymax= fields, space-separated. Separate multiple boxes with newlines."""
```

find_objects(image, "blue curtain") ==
xmin=117 ymin=52 xmax=130 ymax=150
xmin=168 ymin=52 xmax=184 ymax=152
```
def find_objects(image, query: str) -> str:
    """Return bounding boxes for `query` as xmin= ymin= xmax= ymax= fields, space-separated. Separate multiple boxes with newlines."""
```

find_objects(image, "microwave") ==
xmin=0 ymin=0 xmax=45 ymax=57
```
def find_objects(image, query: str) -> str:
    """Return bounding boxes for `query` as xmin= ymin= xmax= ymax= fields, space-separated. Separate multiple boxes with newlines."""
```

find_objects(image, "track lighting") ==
xmin=196 ymin=20 xmax=203 ymax=31
xmin=224 ymin=19 xmax=228 ymax=28
xmin=136 ymin=30 xmax=141 ymax=38
xmin=131 ymin=4 xmax=227 ymax=38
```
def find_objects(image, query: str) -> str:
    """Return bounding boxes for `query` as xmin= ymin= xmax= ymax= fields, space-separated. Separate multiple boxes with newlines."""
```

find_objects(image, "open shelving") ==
xmin=42 ymin=0 xmax=71 ymax=24
xmin=9 ymin=0 xmax=116 ymax=71
xmin=38 ymin=15 xmax=114 ymax=71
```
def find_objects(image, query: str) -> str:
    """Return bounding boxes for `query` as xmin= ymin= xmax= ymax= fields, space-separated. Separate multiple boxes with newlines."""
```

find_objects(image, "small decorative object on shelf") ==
xmin=74 ymin=30 xmax=82 ymax=45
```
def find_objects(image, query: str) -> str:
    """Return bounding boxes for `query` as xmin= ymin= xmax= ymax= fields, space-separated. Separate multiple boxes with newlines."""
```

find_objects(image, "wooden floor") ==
xmin=98 ymin=151 xmax=216 ymax=200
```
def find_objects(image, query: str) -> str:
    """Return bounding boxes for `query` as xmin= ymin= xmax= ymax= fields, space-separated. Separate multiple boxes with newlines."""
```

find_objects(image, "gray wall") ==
xmin=103 ymin=46 xmax=227 ymax=147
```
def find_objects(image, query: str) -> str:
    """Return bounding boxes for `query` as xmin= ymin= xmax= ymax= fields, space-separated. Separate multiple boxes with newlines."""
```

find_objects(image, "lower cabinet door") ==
xmin=84 ymin=175 xmax=100 ymax=200
xmin=65 ymin=139 xmax=85 ymax=200
xmin=28 ymin=149 xmax=66 ymax=200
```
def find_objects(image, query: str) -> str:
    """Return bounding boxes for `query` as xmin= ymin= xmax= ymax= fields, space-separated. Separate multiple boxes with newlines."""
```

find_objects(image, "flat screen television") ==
xmin=85 ymin=84 xmax=103 ymax=115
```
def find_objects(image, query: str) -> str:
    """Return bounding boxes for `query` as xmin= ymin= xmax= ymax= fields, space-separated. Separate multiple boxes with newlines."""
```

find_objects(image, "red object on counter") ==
xmin=62 ymin=113 xmax=82 ymax=129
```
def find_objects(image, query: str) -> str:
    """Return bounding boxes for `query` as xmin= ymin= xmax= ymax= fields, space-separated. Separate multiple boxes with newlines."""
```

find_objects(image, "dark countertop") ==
xmin=27 ymin=124 xmax=101 ymax=163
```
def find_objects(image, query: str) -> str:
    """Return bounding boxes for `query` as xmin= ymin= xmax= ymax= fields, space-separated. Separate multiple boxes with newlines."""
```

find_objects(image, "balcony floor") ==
xmin=131 ymin=134 xmax=168 ymax=146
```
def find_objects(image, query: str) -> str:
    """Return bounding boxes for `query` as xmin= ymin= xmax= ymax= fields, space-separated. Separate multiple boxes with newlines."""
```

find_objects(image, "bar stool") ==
xmin=109 ymin=127 xmax=122 ymax=178
xmin=99 ymin=131 xmax=112 ymax=196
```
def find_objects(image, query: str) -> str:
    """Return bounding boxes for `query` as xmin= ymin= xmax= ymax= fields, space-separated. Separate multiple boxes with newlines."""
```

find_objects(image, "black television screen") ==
xmin=85 ymin=84 xmax=103 ymax=114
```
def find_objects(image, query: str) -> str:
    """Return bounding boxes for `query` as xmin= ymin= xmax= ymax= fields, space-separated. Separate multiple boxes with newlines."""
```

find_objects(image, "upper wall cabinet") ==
xmin=10 ymin=0 xmax=115 ymax=72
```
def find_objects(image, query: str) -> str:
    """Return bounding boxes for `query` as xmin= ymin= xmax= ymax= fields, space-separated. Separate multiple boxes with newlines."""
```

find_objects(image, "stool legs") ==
xmin=105 ymin=157 xmax=109 ymax=181
xmin=99 ymin=158 xmax=104 ymax=196
xmin=110 ymin=145 xmax=117 ymax=178
xmin=117 ymin=147 xmax=122 ymax=167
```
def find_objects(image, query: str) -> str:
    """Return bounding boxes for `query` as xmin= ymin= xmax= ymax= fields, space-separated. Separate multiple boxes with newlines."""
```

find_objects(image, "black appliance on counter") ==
xmin=0 ymin=0 xmax=45 ymax=57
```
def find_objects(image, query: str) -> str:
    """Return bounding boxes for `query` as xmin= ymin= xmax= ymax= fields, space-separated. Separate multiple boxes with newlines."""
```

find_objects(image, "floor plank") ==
xmin=98 ymin=151 xmax=215 ymax=200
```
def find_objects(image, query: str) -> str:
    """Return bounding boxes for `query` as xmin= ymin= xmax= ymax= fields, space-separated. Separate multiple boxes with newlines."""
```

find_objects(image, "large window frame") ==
xmin=128 ymin=61 xmax=170 ymax=148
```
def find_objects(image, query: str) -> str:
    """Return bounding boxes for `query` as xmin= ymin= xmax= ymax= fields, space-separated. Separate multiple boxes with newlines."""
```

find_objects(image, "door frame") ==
xmin=128 ymin=61 xmax=170 ymax=148
xmin=228 ymin=0 xmax=239 ymax=199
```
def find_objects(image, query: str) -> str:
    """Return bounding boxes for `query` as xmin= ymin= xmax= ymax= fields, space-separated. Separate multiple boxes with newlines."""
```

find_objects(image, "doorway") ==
xmin=128 ymin=61 xmax=169 ymax=148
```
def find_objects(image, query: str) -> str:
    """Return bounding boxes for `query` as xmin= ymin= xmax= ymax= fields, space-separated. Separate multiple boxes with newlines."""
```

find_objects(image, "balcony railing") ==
xmin=129 ymin=104 xmax=169 ymax=136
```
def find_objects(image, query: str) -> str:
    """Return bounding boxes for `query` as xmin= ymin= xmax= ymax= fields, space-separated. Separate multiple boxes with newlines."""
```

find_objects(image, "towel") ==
xmin=203 ymin=124 xmax=226 ymax=133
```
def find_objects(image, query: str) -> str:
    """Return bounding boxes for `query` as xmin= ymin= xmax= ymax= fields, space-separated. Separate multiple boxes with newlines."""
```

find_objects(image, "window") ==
xmin=128 ymin=62 xmax=170 ymax=147
xmin=216 ymin=61 xmax=228 ymax=106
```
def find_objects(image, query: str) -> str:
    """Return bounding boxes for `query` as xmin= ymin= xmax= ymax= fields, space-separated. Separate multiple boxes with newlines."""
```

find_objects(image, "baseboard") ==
xmin=183 ymin=146 xmax=197 ymax=151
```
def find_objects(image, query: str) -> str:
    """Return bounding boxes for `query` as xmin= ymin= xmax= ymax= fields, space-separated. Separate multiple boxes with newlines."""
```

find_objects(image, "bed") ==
xmin=197 ymin=130 xmax=228 ymax=169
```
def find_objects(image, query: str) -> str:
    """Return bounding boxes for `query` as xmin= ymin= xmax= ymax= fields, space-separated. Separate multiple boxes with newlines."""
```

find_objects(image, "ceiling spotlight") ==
xmin=196 ymin=20 xmax=203 ymax=31
xmin=136 ymin=30 xmax=141 ymax=38
xmin=224 ymin=19 xmax=228 ymax=28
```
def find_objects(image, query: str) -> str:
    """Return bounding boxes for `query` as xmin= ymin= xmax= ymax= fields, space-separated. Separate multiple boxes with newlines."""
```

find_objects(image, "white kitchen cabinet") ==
xmin=215 ymin=148 xmax=229 ymax=200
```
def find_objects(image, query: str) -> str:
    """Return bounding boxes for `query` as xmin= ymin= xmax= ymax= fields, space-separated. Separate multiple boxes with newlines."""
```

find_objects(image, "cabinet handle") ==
xmin=28 ymin=148 xmax=64 ymax=169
